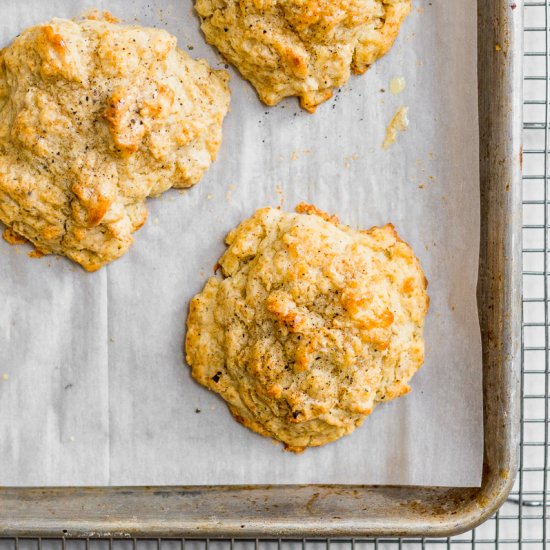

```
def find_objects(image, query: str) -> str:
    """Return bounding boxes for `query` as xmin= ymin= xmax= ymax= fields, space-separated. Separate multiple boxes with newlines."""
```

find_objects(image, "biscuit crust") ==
xmin=195 ymin=0 xmax=411 ymax=112
xmin=0 ymin=12 xmax=230 ymax=270
xmin=186 ymin=204 xmax=429 ymax=451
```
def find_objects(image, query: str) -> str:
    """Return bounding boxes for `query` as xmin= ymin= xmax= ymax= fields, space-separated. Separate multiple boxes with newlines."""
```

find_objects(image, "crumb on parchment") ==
xmin=344 ymin=153 xmax=359 ymax=168
xmin=28 ymin=249 xmax=45 ymax=259
xmin=275 ymin=184 xmax=285 ymax=207
xmin=226 ymin=183 xmax=236 ymax=202
xmin=390 ymin=76 xmax=406 ymax=95
xmin=383 ymin=107 xmax=409 ymax=149
xmin=290 ymin=149 xmax=311 ymax=161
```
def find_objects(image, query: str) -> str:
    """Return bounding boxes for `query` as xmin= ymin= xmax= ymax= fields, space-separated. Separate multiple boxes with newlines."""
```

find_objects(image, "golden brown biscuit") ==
xmin=195 ymin=0 xmax=411 ymax=112
xmin=186 ymin=204 xmax=429 ymax=451
xmin=0 ymin=12 xmax=230 ymax=271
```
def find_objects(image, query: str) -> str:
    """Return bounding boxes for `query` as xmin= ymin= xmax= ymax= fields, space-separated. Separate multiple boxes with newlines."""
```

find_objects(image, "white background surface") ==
xmin=0 ymin=0 xmax=483 ymax=487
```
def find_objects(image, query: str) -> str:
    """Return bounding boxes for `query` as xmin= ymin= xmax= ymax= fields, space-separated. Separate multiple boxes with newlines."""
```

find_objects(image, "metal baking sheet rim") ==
xmin=0 ymin=0 xmax=522 ymax=538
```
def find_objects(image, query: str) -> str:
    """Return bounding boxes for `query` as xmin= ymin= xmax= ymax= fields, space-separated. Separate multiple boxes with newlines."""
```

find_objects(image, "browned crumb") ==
xmin=28 ymin=249 xmax=46 ymax=259
xmin=295 ymin=202 xmax=339 ymax=224
xmin=284 ymin=444 xmax=306 ymax=454
xmin=82 ymin=10 xmax=120 ymax=23
xmin=3 ymin=227 xmax=28 ymax=245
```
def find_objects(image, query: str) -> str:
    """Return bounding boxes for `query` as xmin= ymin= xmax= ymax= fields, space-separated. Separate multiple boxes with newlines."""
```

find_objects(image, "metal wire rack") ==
xmin=0 ymin=1 xmax=541 ymax=548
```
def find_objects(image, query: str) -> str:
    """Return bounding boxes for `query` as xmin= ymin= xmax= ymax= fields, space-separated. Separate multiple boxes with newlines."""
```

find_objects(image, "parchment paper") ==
xmin=0 ymin=0 xmax=483 ymax=487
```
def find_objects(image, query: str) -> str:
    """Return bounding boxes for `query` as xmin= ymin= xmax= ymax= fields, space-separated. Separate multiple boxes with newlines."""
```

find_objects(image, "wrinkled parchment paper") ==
xmin=0 ymin=0 xmax=483 ymax=487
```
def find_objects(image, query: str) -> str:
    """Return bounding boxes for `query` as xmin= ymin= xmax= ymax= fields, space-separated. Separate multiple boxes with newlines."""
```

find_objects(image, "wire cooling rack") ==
xmin=0 ymin=1 xmax=541 ymax=548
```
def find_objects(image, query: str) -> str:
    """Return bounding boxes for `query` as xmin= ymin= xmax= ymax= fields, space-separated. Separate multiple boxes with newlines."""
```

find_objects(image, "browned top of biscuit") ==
xmin=195 ymin=0 xmax=411 ymax=111
xmin=186 ymin=205 xmax=428 ymax=451
xmin=0 ymin=12 xmax=230 ymax=270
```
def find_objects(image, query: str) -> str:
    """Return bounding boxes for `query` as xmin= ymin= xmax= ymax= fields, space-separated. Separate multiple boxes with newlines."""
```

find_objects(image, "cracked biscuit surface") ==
xmin=195 ymin=0 xmax=411 ymax=112
xmin=0 ymin=11 xmax=230 ymax=271
xmin=186 ymin=204 xmax=429 ymax=451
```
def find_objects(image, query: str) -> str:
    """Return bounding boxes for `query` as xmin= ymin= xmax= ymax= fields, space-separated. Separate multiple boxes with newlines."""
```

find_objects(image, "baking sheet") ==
xmin=0 ymin=0 xmax=483 ymax=487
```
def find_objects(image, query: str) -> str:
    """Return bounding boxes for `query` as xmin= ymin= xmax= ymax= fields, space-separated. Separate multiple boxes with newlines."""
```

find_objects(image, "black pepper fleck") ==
xmin=212 ymin=372 xmax=222 ymax=383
